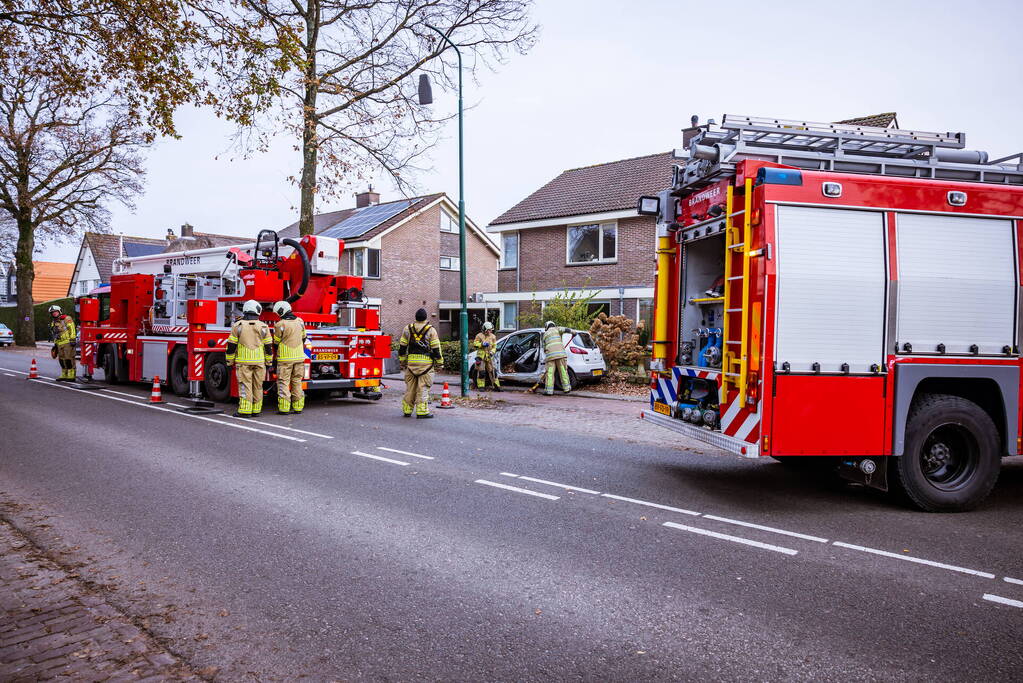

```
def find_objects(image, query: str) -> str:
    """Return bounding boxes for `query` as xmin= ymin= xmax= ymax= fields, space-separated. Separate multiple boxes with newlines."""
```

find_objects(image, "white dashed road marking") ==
xmin=701 ymin=514 xmax=829 ymax=543
xmin=350 ymin=450 xmax=409 ymax=466
xmin=3 ymin=373 xmax=14 ymax=377
xmin=601 ymin=493 xmax=700 ymax=517
xmin=224 ymin=414 xmax=334 ymax=439
xmin=1004 ymin=576 xmax=1023 ymax=586
xmin=377 ymin=447 xmax=433 ymax=460
xmin=833 ymin=542 xmax=996 ymax=579
xmin=500 ymin=473 xmax=599 ymax=495
xmin=663 ymin=521 xmax=799 ymax=556
xmin=474 ymin=480 xmax=560 ymax=501
xmin=983 ymin=594 xmax=1023 ymax=608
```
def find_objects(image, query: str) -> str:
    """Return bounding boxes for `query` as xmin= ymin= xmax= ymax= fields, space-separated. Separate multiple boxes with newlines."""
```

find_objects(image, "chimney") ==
xmin=166 ymin=228 xmax=176 ymax=242
xmin=181 ymin=223 xmax=194 ymax=237
xmin=355 ymin=186 xmax=380 ymax=208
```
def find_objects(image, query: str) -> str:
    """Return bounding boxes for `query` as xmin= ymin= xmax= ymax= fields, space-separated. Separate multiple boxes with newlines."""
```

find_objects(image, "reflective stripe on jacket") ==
xmin=274 ymin=317 xmax=307 ymax=362
xmin=227 ymin=319 xmax=272 ymax=364
xmin=542 ymin=327 xmax=569 ymax=360
xmin=473 ymin=331 xmax=498 ymax=360
xmin=51 ymin=315 xmax=76 ymax=345
xmin=399 ymin=323 xmax=442 ymax=364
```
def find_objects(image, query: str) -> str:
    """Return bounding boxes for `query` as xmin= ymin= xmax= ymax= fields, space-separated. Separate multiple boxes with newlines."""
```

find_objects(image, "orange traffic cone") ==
xmin=439 ymin=382 xmax=453 ymax=409
xmin=149 ymin=376 xmax=164 ymax=403
xmin=27 ymin=358 xmax=38 ymax=379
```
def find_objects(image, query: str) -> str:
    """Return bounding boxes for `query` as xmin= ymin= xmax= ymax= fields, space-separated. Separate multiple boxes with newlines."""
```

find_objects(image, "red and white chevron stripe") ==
xmin=152 ymin=325 xmax=188 ymax=333
xmin=719 ymin=393 xmax=762 ymax=444
xmin=101 ymin=332 xmax=129 ymax=341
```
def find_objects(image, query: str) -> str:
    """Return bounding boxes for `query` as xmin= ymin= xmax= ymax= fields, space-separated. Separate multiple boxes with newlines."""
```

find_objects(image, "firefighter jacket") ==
xmin=50 ymin=315 xmax=76 ymax=346
xmin=473 ymin=331 xmax=498 ymax=360
xmin=227 ymin=318 xmax=272 ymax=365
xmin=273 ymin=316 xmax=307 ymax=362
xmin=542 ymin=326 xmax=570 ymax=360
xmin=399 ymin=322 xmax=442 ymax=366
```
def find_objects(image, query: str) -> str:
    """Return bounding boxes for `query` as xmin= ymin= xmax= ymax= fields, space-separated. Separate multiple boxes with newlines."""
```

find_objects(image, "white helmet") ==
xmin=242 ymin=300 xmax=262 ymax=316
xmin=48 ymin=304 xmax=62 ymax=314
xmin=483 ymin=321 xmax=493 ymax=331
xmin=544 ymin=320 xmax=556 ymax=330
xmin=272 ymin=300 xmax=291 ymax=317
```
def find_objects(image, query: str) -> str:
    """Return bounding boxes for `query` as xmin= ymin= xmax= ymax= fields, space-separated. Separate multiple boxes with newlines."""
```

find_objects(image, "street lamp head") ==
xmin=417 ymin=74 xmax=433 ymax=105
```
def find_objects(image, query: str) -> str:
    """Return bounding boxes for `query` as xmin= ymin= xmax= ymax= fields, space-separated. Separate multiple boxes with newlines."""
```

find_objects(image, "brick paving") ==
xmin=0 ymin=521 xmax=193 ymax=681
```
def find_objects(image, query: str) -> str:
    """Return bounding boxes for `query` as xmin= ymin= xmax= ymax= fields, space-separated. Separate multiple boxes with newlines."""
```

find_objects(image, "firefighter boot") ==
xmin=235 ymin=396 xmax=253 ymax=418
xmin=68 ymin=366 xmax=76 ymax=382
xmin=416 ymin=402 xmax=434 ymax=419
xmin=291 ymin=396 xmax=304 ymax=414
xmin=277 ymin=396 xmax=291 ymax=414
xmin=401 ymin=400 xmax=413 ymax=417
xmin=251 ymin=399 xmax=263 ymax=417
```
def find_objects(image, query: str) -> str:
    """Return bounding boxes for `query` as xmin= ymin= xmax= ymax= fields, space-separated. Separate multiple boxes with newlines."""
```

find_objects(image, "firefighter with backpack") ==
xmin=49 ymin=304 xmax=77 ymax=381
xmin=398 ymin=308 xmax=443 ymax=418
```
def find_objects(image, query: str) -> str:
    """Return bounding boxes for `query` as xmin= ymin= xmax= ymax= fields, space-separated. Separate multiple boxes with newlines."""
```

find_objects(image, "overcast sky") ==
xmin=37 ymin=0 xmax=1023 ymax=263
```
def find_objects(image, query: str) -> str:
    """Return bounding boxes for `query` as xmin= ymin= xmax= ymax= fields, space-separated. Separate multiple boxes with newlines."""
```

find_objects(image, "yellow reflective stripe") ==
xmin=227 ymin=334 xmax=239 ymax=343
xmin=277 ymin=345 xmax=304 ymax=361
xmin=407 ymin=354 xmax=432 ymax=362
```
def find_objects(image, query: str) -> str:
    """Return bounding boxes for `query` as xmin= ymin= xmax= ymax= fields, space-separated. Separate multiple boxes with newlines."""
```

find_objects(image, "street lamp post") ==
xmin=419 ymin=24 xmax=470 ymax=397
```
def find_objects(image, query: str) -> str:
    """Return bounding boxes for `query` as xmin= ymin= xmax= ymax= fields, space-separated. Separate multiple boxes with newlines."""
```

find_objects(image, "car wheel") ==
xmin=169 ymin=348 xmax=190 ymax=396
xmin=203 ymin=353 xmax=231 ymax=403
xmin=891 ymin=393 xmax=1000 ymax=512
xmin=567 ymin=367 xmax=580 ymax=391
xmin=100 ymin=346 xmax=121 ymax=385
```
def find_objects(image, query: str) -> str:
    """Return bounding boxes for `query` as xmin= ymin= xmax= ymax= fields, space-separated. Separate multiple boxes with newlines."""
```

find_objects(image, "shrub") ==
xmin=518 ymin=286 xmax=598 ymax=330
xmin=0 ymin=297 xmax=75 ymax=343
xmin=589 ymin=313 xmax=648 ymax=370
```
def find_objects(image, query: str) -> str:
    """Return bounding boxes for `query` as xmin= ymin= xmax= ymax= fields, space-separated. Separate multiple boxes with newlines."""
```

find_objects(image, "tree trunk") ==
xmin=14 ymin=216 xmax=35 ymax=346
xmin=298 ymin=5 xmax=319 ymax=237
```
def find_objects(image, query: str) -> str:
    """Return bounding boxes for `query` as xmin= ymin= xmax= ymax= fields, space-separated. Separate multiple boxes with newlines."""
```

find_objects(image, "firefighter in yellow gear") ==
xmin=472 ymin=320 xmax=501 ymax=391
xmin=398 ymin=308 xmax=442 ymax=418
xmin=49 ymin=304 xmax=77 ymax=381
xmin=272 ymin=300 xmax=307 ymax=414
xmin=226 ymin=300 xmax=272 ymax=417
xmin=542 ymin=320 xmax=572 ymax=396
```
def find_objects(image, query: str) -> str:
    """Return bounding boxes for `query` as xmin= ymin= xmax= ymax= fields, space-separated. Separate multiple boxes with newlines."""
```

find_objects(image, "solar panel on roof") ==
xmin=123 ymin=242 xmax=166 ymax=257
xmin=321 ymin=200 xmax=412 ymax=240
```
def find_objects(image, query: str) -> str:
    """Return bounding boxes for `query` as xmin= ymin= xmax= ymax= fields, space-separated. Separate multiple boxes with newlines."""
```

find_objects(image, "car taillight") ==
xmin=569 ymin=346 xmax=586 ymax=354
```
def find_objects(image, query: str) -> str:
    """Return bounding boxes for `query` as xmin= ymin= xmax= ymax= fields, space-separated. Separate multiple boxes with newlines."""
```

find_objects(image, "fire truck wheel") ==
xmin=100 ymin=346 xmax=121 ymax=385
xmin=203 ymin=353 xmax=231 ymax=403
xmin=169 ymin=349 xmax=189 ymax=396
xmin=894 ymin=393 xmax=1001 ymax=512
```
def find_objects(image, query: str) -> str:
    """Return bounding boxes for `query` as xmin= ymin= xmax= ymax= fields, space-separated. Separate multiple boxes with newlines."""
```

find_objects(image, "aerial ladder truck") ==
xmin=76 ymin=230 xmax=391 ymax=406
xmin=638 ymin=115 xmax=1023 ymax=511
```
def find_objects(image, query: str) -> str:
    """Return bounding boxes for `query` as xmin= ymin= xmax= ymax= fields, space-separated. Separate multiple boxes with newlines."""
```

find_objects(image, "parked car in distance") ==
xmin=0 ymin=323 xmax=13 ymax=347
xmin=468 ymin=327 xmax=606 ymax=389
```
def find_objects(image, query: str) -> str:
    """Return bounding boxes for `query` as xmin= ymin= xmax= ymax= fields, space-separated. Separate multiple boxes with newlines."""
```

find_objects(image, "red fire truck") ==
xmin=638 ymin=115 xmax=1023 ymax=511
xmin=76 ymin=230 xmax=391 ymax=406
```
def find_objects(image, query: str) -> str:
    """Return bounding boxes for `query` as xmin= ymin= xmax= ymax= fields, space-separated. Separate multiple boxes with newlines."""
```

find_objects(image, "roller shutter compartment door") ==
xmin=774 ymin=206 xmax=887 ymax=373
xmin=896 ymin=214 xmax=1016 ymax=355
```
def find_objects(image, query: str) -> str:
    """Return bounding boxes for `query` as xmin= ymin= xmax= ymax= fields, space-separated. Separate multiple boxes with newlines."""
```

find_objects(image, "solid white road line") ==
xmin=350 ymin=450 xmax=409 ymax=466
xmin=224 ymin=414 xmax=334 ymax=439
xmin=1004 ymin=576 xmax=1023 ymax=586
xmin=3 ymin=373 xmax=14 ymax=377
xmin=701 ymin=514 xmax=829 ymax=543
xmin=663 ymin=521 xmax=799 ymax=556
xmin=376 ymin=447 xmax=433 ymax=460
xmin=983 ymin=594 xmax=1023 ymax=608
xmin=601 ymin=493 xmax=700 ymax=517
xmin=30 ymin=379 xmax=306 ymax=442
xmin=832 ymin=542 xmax=996 ymax=579
xmin=501 ymin=473 xmax=600 ymax=495
xmin=0 ymin=367 xmax=28 ymax=375
xmin=474 ymin=480 xmax=560 ymax=501
xmin=102 ymin=388 xmax=148 ymax=400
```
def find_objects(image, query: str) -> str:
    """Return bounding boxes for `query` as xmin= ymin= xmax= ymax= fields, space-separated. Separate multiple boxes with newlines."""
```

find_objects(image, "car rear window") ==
xmin=572 ymin=332 xmax=596 ymax=348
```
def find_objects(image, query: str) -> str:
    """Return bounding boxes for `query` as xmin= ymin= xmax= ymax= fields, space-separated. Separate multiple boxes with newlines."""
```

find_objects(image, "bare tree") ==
xmin=0 ymin=65 xmax=146 ymax=345
xmin=225 ymin=0 xmax=537 ymax=235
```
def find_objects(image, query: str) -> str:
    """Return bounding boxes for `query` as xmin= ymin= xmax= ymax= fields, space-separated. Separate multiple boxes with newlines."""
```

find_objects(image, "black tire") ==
xmin=203 ymin=353 xmax=231 ymax=403
xmin=892 ymin=393 xmax=1000 ymax=512
xmin=567 ymin=367 xmax=580 ymax=391
xmin=100 ymin=345 xmax=121 ymax=385
xmin=169 ymin=348 xmax=190 ymax=396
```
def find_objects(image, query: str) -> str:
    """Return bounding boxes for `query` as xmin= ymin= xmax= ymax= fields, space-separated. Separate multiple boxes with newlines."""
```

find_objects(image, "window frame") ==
xmin=440 ymin=210 xmax=458 ymax=233
xmin=501 ymin=301 xmax=518 ymax=330
xmin=440 ymin=255 xmax=461 ymax=271
xmin=500 ymin=232 xmax=519 ymax=269
xmin=565 ymin=221 xmax=618 ymax=265
xmin=350 ymin=247 xmax=381 ymax=279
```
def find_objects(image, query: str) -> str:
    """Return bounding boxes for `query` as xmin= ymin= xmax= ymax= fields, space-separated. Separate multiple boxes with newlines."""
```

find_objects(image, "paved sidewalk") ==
xmin=0 ymin=520 xmax=193 ymax=681
xmin=383 ymin=371 xmax=647 ymax=403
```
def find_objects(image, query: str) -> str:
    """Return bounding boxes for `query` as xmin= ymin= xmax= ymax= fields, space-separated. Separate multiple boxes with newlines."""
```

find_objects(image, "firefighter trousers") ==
xmin=403 ymin=362 xmax=434 ymax=416
xmin=235 ymin=364 xmax=266 ymax=415
xmin=56 ymin=343 xmax=75 ymax=379
xmin=276 ymin=361 xmax=305 ymax=413
xmin=544 ymin=357 xmax=571 ymax=394
xmin=476 ymin=356 xmax=500 ymax=389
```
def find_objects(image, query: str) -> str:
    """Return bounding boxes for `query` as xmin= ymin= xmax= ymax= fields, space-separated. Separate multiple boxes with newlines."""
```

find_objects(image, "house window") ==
xmin=351 ymin=248 xmax=380 ymax=279
xmin=440 ymin=255 xmax=460 ymax=271
xmin=587 ymin=301 xmax=610 ymax=318
xmin=440 ymin=210 xmax=458 ymax=233
xmin=501 ymin=301 xmax=518 ymax=330
xmin=567 ymin=222 xmax=617 ymax=264
xmin=501 ymin=232 xmax=518 ymax=269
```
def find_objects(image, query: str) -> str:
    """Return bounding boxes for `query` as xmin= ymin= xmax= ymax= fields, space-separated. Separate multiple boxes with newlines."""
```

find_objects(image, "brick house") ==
xmin=484 ymin=152 xmax=676 ymax=331
xmin=279 ymin=191 xmax=499 ymax=340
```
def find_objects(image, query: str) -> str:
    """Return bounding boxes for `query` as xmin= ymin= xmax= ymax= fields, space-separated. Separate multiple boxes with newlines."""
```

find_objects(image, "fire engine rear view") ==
xmin=76 ymin=230 xmax=391 ymax=407
xmin=638 ymin=115 xmax=1023 ymax=512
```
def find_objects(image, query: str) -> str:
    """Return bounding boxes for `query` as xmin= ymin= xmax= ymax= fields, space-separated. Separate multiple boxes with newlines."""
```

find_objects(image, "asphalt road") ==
xmin=1 ymin=350 xmax=1021 ymax=681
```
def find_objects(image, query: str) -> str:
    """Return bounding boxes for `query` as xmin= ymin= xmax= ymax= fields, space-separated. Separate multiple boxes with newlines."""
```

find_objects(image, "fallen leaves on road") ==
xmin=584 ymin=370 xmax=648 ymax=397
xmin=451 ymin=395 xmax=502 ymax=410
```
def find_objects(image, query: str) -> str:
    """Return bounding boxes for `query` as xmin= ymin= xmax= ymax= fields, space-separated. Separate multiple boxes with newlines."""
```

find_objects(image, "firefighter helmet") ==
xmin=48 ymin=304 xmax=62 ymax=315
xmin=483 ymin=321 xmax=493 ymax=331
xmin=272 ymin=300 xmax=291 ymax=317
xmin=544 ymin=320 xmax=556 ymax=330
xmin=242 ymin=300 xmax=262 ymax=316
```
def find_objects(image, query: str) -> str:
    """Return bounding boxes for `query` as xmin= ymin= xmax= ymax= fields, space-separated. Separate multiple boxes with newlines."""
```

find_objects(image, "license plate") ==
xmin=653 ymin=401 xmax=671 ymax=416
xmin=315 ymin=352 xmax=340 ymax=361
xmin=592 ymin=369 xmax=603 ymax=376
